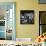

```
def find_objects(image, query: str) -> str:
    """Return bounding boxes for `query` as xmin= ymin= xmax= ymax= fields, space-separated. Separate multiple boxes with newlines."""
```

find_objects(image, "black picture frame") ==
xmin=39 ymin=11 xmax=46 ymax=35
xmin=20 ymin=10 xmax=34 ymax=24
xmin=39 ymin=0 xmax=46 ymax=4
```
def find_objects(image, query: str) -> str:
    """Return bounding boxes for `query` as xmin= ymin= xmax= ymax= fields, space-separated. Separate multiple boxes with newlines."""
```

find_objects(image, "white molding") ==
xmin=16 ymin=38 xmax=32 ymax=42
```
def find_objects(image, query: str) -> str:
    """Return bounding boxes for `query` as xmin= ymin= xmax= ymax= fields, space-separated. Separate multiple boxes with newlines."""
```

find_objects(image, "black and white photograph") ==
xmin=20 ymin=10 xmax=34 ymax=24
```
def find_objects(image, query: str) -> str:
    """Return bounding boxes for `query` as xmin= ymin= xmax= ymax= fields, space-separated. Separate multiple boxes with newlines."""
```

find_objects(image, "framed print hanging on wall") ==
xmin=20 ymin=10 xmax=34 ymax=24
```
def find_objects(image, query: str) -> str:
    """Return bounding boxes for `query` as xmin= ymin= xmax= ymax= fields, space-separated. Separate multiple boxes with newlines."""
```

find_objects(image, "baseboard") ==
xmin=16 ymin=38 xmax=32 ymax=42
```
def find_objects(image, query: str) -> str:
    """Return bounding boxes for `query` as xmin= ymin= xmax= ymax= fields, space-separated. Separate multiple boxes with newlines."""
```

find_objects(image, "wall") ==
xmin=0 ymin=0 xmax=46 ymax=40
xmin=16 ymin=0 xmax=35 ymax=39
